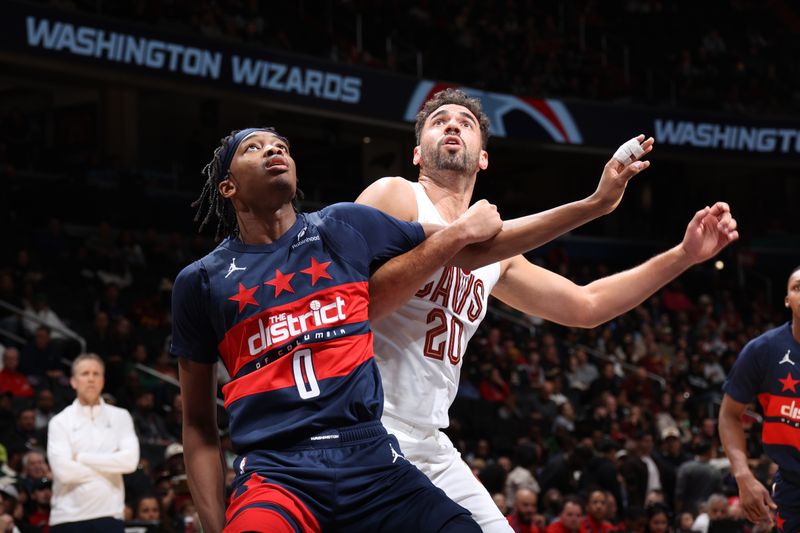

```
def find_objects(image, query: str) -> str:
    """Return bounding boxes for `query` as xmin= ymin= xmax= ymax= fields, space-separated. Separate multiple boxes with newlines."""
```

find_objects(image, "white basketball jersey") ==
xmin=374 ymin=181 xmax=501 ymax=429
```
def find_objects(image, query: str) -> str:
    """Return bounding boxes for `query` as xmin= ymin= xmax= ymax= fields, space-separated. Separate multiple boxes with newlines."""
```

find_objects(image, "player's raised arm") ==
xmin=368 ymin=200 xmax=502 ymax=322
xmin=359 ymin=136 xmax=652 ymax=273
xmin=492 ymin=202 xmax=739 ymax=328
xmin=453 ymin=135 xmax=653 ymax=270
xmin=180 ymin=358 xmax=226 ymax=533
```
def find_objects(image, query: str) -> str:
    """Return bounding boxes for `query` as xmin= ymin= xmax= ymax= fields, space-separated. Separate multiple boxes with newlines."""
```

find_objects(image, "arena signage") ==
xmin=21 ymin=13 xmax=362 ymax=105
xmin=653 ymin=119 xmax=800 ymax=154
xmin=3 ymin=2 xmax=800 ymax=160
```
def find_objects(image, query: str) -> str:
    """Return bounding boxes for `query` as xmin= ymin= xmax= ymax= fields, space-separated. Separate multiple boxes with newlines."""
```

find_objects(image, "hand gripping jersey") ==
xmin=374 ymin=181 xmax=501 ymax=429
xmin=170 ymin=204 xmax=424 ymax=452
xmin=723 ymin=322 xmax=800 ymax=478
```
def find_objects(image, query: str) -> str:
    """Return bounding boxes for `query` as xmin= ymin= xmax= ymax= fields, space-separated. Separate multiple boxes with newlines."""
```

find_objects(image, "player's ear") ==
xmin=412 ymin=146 xmax=421 ymax=166
xmin=218 ymin=177 xmax=236 ymax=199
xmin=479 ymin=149 xmax=489 ymax=171
xmin=786 ymin=296 xmax=791 ymax=308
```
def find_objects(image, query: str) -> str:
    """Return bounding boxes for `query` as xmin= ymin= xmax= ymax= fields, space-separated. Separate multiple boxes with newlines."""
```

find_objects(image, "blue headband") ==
xmin=218 ymin=127 xmax=275 ymax=179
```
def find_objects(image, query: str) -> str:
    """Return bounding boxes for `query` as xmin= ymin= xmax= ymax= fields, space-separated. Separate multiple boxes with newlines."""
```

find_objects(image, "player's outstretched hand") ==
xmin=737 ymin=473 xmax=776 ymax=528
xmin=591 ymin=134 xmax=654 ymax=214
xmin=454 ymin=199 xmax=502 ymax=244
xmin=680 ymin=202 xmax=739 ymax=263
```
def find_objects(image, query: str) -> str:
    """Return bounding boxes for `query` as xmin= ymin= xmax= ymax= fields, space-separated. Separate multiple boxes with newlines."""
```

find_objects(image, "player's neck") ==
xmin=793 ymin=318 xmax=800 ymax=343
xmin=236 ymin=205 xmax=297 ymax=245
xmin=418 ymin=172 xmax=476 ymax=223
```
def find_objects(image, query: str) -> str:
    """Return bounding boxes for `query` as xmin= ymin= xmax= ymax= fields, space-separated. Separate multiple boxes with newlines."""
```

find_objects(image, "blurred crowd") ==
xmin=0 ymin=213 xmax=782 ymax=532
xmin=40 ymin=0 xmax=800 ymax=115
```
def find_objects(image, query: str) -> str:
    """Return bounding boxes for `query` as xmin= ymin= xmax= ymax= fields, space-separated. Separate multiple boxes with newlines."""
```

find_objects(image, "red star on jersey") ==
xmin=228 ymin=283 xmax=259 ymax=312
xmin=780 ymin=372 xmax=800 ymax=393
xmin=265 ymin=269 xmax=295 ymax=297
xmin=300 ymin=257 xmax=333 ymax=286
xmin=776 ymin=512 xmax=785 ymax=531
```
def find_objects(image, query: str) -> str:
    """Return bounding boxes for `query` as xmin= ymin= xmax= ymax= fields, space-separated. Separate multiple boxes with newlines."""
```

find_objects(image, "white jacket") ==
xmin=47 ymin=399 xmax=140 ymax=526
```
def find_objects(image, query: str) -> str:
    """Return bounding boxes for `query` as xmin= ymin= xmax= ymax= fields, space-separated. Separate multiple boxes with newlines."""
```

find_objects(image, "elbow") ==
xmin=121 ymin=451 xmax=140 ymax=473
xmin=568 ymin=298 xmax=605 ymax=329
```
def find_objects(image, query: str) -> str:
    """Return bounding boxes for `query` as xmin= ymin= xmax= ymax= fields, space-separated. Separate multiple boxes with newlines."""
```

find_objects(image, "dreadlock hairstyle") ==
xmin=414 ymin=88 xmax=491 ymax=149
xmin=192 ymin=127 xmax=304 ymax=240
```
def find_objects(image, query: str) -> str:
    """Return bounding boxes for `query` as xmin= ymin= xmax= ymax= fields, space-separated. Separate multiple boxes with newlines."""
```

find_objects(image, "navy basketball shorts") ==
xmin=224 ymin=421 xmax=476 ymax=532
xmin=773 ymin=472 xmax=800 ymax=533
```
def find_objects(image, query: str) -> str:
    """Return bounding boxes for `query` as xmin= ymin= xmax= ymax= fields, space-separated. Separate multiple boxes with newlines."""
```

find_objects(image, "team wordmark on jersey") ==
xmin=247 ymin=297 xmax=348 ymax=357
xmin=218 ymin=282 xmax=369 ymax=377
xmin=415 ymin=266 xmax=485 ymax=321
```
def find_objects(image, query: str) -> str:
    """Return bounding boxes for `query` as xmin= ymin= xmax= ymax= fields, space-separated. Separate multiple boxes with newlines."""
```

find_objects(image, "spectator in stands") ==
xmin=480 ymin=367 xmax=511 ymax=404
xmin=131 ymin=493 xmax=174 ymax=532
xmin=691 ymin=493 xmax=728 ymax=533
xmin=580 ymin=439 xmax=623 ymax=513
xmin=675 ymin=511 xmax=694 ymax=532
xmin=0 ymin=273 xmax=22 ymax=335
xmin=19 ymin=326 xmax=65 ymax=388
xmin=33 ymin=390 xmax=56 ymax=432
xmin=0 ymin=349 xmax=33 ymax=399
xmin=47 ymin=353 xmax=139 ymax=532
xmin=22 ymin=295 xmax=75 ymax=342
xmin=0 ymin=484 xmax=20 ymax=533
xmin=654 ymin=426 xmax=690 ymax=510
xmin=163 ymin=394 xmax=182 ymax=444
xmin=18 ymin=450 xmax=51 ymax=494
xmin=84 ymin=311 xmax=112 ymax=358
xmin=674 ymin=441 xmax=723 ymax=515
xmin=580 ymin=490 xmax=614 ymax=533
xmin=507 ymin=488 xmax=540 ymax=533
xmin=131 ymin=391 xmax=172 ymax=449
xmin=546 ymin=496 xmax=583 ymax=533
xmin=25 ymin=477 xmax=51 ymax=530
xmin=93 ymin=284 xmax=126 ymax=323
xmin=492 ymin=492 xmax=508 ymax=517
xmin=644 ymin=502 xmax=670 ymax=533
xmin=505 ymin=444 xmax=541 ymax=507
xmin=2 ymin=409 xmax=43 ymax=453
xmin=619 ymin=436 xmax=649 ymax=510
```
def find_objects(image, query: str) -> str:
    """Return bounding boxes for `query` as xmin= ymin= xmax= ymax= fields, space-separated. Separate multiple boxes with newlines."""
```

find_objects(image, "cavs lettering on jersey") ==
xmin=170 ymin=204 xmax=424 ymax=451
xmin=724 ymin=322 xmax=800 ymax=477
xmin=374 ymin=181 xmax=501 ymax=429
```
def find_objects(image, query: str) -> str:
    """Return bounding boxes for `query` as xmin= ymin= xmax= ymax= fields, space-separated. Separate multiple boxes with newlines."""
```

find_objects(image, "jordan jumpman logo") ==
xmin=225 ymin=258 xmax=247 ymax=279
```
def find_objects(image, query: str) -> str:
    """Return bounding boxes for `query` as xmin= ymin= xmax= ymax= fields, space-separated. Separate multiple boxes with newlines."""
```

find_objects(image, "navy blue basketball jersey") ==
xmin=723 ymin=322 xmax=800 ymax=476
xmin=170 ymin=203 xmax=425 ymax=451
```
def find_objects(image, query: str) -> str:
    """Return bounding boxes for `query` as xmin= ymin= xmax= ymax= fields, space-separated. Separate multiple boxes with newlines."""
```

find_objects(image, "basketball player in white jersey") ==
xmin=357 ymin=89 xmax=739 ymax=532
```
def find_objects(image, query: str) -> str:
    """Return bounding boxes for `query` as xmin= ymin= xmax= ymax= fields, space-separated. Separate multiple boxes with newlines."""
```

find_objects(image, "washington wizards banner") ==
xmin=3 ymin=0 xmax=800 ymax=160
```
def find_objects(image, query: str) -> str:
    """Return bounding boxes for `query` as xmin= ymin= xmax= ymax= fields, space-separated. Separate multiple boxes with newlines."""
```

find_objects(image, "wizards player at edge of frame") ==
xmin=171 ymin=127 xmax=504 ymax=533
xmin=720 ymin=265 xmax=800 ymax=533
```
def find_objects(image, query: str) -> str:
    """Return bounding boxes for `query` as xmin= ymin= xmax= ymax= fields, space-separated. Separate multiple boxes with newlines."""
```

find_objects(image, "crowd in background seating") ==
xmin=0 ymin=214 xmax=782 ymax=531
xmin=40 ymin=0 xmax=800 ymax=115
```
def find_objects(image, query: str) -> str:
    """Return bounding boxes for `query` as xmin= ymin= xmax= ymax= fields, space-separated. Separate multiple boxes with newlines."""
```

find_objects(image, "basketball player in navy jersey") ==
xmin=720 ymin=265 xmax=800 ymax=532
xmin=172 ymin=127 xmax=506 ymax=532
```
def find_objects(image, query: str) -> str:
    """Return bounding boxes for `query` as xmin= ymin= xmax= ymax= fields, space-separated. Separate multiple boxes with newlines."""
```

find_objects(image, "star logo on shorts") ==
xmin=776 ymin=512 xmax=785 ymax=531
